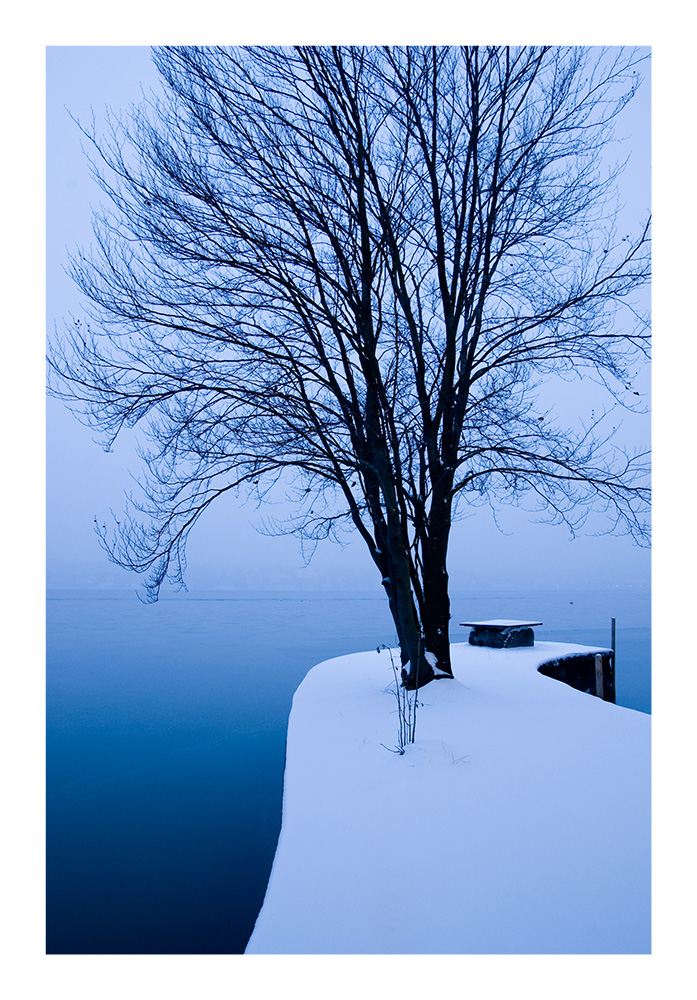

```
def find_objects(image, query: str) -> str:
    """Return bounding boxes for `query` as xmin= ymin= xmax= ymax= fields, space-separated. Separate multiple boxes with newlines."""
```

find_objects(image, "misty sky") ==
xmin=46 ymin=46 xmax=652 ymax=595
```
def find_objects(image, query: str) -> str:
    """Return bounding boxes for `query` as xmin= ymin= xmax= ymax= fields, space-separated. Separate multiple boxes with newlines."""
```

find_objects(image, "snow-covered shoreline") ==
xmin=246 ymin=641 xmax=650 ymax=954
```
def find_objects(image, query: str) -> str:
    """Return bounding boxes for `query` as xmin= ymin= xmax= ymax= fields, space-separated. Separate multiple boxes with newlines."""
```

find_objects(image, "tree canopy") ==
xmin=49 ymin=46 xmax=650 ymax=686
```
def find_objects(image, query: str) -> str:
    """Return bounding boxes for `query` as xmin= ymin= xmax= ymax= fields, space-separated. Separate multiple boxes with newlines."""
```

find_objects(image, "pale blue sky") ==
xmin=46 ymin=46 xmax=652 ymax=593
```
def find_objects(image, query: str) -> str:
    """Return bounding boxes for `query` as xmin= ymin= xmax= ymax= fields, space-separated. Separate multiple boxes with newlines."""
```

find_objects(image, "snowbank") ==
xmin=245 ymin=641 xmax=650 ymax=954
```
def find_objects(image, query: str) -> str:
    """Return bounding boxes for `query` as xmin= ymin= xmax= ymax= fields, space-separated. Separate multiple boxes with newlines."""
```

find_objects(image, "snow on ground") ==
xmin=245 ymin=641 xmax=650 ymax=955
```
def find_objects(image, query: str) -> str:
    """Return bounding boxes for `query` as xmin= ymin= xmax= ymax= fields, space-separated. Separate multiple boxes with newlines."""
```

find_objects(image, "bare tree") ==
xmin=49 ymin=46 xmax=650 ymax=688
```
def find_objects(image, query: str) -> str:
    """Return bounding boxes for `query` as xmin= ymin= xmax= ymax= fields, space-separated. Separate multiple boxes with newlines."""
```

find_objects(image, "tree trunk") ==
xmin=401 ymin=495 xmax=454 ymax=689
xmin=376 ymin=536 xmax=454 ymax=691
xmin=378 ymin=513 xmax=436 ymax=690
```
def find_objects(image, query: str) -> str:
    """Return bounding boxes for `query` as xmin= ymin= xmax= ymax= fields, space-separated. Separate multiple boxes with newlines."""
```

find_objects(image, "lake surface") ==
xmin=46 ymin=586 xmax=650 ymax=954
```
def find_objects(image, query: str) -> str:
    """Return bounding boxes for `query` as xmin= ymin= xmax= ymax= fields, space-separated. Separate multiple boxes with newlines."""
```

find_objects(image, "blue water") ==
xmin=46 ymin=586 xmax=650 ymax=954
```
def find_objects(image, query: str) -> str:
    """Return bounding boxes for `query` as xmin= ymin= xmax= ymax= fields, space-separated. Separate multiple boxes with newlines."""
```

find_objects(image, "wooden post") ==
xmin=595 ymin=653 xmax=604 ymax=699
xmin=611 ymin=617 xmax=616 ymax=659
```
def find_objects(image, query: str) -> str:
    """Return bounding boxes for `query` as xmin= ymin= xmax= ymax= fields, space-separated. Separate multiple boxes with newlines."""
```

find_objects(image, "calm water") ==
xmin=46 ymin=586 xmax=650 ymax=954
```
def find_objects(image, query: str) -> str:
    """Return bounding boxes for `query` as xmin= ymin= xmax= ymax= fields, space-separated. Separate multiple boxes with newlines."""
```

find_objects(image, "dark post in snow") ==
xmin=611 ymin=617 xmax=616 ymax=660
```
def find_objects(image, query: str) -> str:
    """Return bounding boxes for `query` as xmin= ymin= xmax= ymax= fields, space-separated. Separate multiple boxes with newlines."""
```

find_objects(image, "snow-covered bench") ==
xmin=460 ymin=619 xmax=543 ymax=648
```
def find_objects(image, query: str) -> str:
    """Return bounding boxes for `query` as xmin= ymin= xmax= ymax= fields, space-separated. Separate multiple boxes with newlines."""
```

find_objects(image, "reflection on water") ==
xmin=46 ymin=587 xmax=650 ymax=953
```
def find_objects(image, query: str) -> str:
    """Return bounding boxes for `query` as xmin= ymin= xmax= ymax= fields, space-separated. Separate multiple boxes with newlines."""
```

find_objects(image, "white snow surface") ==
xmin=245 ymin=641 xmax=650 ymax=955
xmin=460 ymin=619 xmax=543 ymax=626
